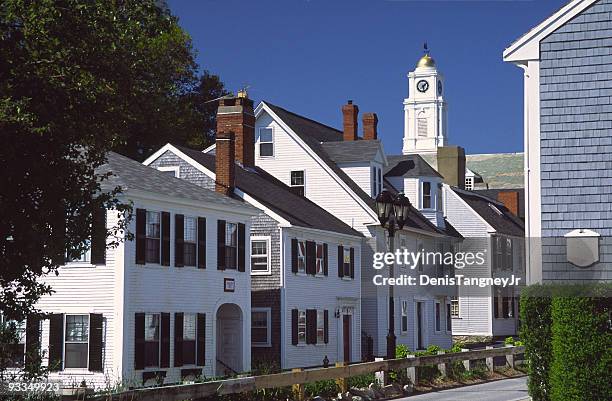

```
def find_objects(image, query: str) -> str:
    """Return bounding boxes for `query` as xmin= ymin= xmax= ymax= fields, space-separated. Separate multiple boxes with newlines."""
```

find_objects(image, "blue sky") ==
xmin=168 ymin=0 xmax=567 ymax=155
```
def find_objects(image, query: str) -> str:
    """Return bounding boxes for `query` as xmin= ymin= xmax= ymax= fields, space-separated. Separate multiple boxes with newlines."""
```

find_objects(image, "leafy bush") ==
xmin=414 ymin=345 xmax=442 ymax=383
xmin=304 ymin=379 xmax=338 ymax=398
xmin=549 ymin=296 xmax=611 ymax=401
xmin=504 ymin=336 xmax=516 ymax=346
xmin=520 ymin=285 xmax=553 ymax=401
xmin=395 ymin=344 xmax=411 ymax=359
xmin=348 ymin=373 xmax=376 ymax=389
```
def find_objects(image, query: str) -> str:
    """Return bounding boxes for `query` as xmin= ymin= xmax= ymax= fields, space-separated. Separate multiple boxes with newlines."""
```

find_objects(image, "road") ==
xmin=395 ymin=376 xmax=529 ymax=401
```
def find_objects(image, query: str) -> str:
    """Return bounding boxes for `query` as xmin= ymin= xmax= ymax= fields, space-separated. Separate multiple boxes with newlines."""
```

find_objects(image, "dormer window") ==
xmin=422 ymin=182 xmax=432 ymax=209
xmin=258 ymin=128 xmax=274 ymax=157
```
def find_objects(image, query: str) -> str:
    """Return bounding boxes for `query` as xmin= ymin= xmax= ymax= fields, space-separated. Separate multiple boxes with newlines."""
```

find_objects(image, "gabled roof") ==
xmin=503 ymin=0 xmax=598 ymax=62
xmin=385 ymin=154 xmax=442 ymax=179
xmin=262 ymin=102 xmax=444 ymax=237
xmin=173 ymin=146 xmax=362 ymax=238
xmin=100 ymin=152 xmax=252 ymax=211
xmin=321 ymin=140 xmax=383 ymax=164
xmin=451 ymin=187 xmax=524 ymax=237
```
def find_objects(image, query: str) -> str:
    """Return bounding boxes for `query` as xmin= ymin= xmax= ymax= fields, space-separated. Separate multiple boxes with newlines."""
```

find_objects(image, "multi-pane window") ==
xmin=182 ymin=313 xmax=197 ymax=365
xmin=184 ymin=217 xmax=197 ymax=267
xmin=434 ymin=301 xmax=441 ymax=332
xmin=316 ymin=311 xmax=325 ymax=344
xmin=64 ymin=315 xmax=89 ymax=369
xmin=496 ymin=237 xmax=504 ymax=270
xmin=258 ymin=128 xmax=274 ymax=157
xmin=446 ymin=302 xmax=452 ymax=331
xmin=465 ymin=176 xmax=474 ymax=190
xmin=316 ymin=243 xmax=325 ymax=275
xmin=401 ymin=300 xmax=408 ymax=333
xmin=506 ymin=238 xmax=513 ymax=271
xmin=0 ymin=315 xmax=26 ymax=368
xmin=252 ymin=309 xmax=270 ymax=347
xmin=144 ymin=313 xmax=160 ymax=367
xmin=343 ymin=248 xmax=351 ymax=277
xmin=290 ymin=171 xmax=305 ymax=197
xmin=450 ymin=297 xmax=459 ymax=318
xmin=422 ymin=182 xmax=432 ymax=209
xmin=146 ymin=211 xmax=161 ymax=263
xmin=297 ymin=240 xmax=306 ymax=274
xmin=251 ymin=238 xmax=270 ymax=273
xmin=297 ymin=310 xmax=306 ymax=345
xmin=225 ymin=223 xmax=238 ymax=269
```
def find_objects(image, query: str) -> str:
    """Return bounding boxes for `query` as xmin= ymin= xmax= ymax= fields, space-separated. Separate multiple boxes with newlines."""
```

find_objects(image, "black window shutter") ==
xmin=135 ymin=209 xmax=146 ymax=265
xmin=291 ymin=309 xmax=298 ymax=345
xmin=350 ymin=247 xmax=355 ymax=279
xmin=306 ymin=241 xmax=316 ymax=275
xmin=91 ymin=205 xmax=106 ymax=265
xmin=306 ymin=309 xmax=317 ymax=345
xmin=323 ymin=244 xmax=328 ymax=276
xmin=491 ymin=237 xmax=497 ymax=270
xmin=338 ymin=245 xmax=344 ymax=278
xmin=291 ymin=239 xmax=298 ymax=273
xmin=324 ymin=310 xmax=329 ymax=344
xmin=161 ymin=212 xmax=171 ymax=266
xmin=175 ymin=215 xmax=184 ymax=268
xmin=48 ymin=314 xmax=64 ymax=371
xmin=25 ymin=315 xmax=41 ymax=368
xmin=238 ymin=223 xmax=246 ymax=272
xmin=197 ymin=313 xmax=206 ymax=366
xmin=217 ymin=220 xmax=226 ymax=270
xmin=89 ymin=313 xmax=103 ymax=372
xmin=197 ymin=217 xmax=207 ymax=269
xmin=134 ymin=313 xmax=145 ymax=370
xmin=160 ymin=313 xmax=170 ymax=368
xmin=174 ymin=313 xmax=184 ymax=367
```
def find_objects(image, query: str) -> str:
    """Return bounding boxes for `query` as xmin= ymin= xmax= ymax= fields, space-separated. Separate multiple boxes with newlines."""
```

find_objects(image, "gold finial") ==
xmin=416 ymin=42 xmax=435 ymax=68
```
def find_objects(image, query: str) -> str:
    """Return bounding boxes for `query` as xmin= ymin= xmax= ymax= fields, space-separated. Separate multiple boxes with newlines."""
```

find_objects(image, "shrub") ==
xmin=304 ymin=379 xmax=338 ymax=398
xmin=348 ymin=373 xmax=376 ymax=389
xmin=520 ymin=285 xmax=553 ymax=401
xmin=549 ymin=296 xmax=611 ymax=401
xmin=414 ymin=345 xmax=442 ymax=383
xmin=504 ymin=336 xmax=515 ymax=346
xmin=395 ymin=344 xmax=411 ymax=359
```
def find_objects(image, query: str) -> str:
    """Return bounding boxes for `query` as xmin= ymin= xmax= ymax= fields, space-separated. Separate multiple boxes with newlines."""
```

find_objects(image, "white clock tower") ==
xmin=402 ymin=47 xmax=448 ymax=154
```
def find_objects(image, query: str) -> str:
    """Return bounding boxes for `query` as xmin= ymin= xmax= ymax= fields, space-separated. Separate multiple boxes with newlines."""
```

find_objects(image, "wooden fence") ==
xmin=87 ymin=345 xmax=525 ymax=401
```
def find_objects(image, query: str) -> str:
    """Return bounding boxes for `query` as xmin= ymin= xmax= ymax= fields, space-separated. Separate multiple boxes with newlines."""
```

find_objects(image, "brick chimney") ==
xmin=342 ymin=100 xmax=359 ymax=141
xmin=498 ymin=190 xmax=520 ymax=217
xmin=437 ymin=146 xmax=466 ymax=189
xmin=215 ymin=131 xmax=235 ymax=196
xmin=216 ymin=93 xmax=255 ymax=167
xmin=363 ymin=113 xmax=378 ymax=140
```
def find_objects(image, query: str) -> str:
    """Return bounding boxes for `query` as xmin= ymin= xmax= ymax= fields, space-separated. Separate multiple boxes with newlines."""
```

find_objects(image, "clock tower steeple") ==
xmin=402 ymin=44 xmax=448 ymax=154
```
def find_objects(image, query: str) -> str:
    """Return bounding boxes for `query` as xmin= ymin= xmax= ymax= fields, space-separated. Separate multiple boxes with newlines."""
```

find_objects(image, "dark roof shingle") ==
xmin=385 ymin=154 xmax=442 ymax=178
xmin=321 ymin=140 xmax=382 ymax=164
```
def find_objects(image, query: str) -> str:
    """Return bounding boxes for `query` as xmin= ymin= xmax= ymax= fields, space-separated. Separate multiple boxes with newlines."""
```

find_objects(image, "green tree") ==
xmin=0 ymin=0 xmax=224 ymax=373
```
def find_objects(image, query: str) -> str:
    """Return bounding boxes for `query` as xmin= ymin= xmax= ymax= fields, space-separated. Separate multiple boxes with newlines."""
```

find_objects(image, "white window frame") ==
xmin=465 ymin=176 xmax=474 ymax=190
xmin=251 ymin=308 xmax=271 ymax=348
xmin=63 ymin=314 xmax=90 ymax=371
xmin=421 ymin=181 xmax=433 ymax=209
xmin=183 ymin=216 xmax=197 ymax=267
xmin=316 ymin=310 xmax=325 ymax=344
xmin=446 ymin=301 xmax=452 ymax=333
xmin=146 ymin=211 xmax=161 ymax=264
xmin=157 ymin=166 xmax=180 ymax=178
xmin=250 ymin=236 xmax=271 ymax=275
xmin=144 ymin=312 xmax=161 ymax=368
xmin=434 ymin=300 xmax=441 ymax=333
xmin=257 ymin=127 xmax=274 ymax=158
xmin=342 ymin=247 xmax=352 ymax=278
xmin=315 ymin=243 xmax=325 ymax=276
xmin=297 ymin=310 xmax=306 ymax=345
xmin=290 ymin=170 xmax=305 ymax=196
xmin=297 ymin=240 xmax=306 ymax=274
xmin=0 ymin=314 xmax=26 ymax=368
xmin=450 ymin=297 xmax=460 ymax=318
xmin=182 ymin=313 xmax=197 ymax=366
xmin=401 ymin=299 xmax=409 ymax=334
xmin=225 ymin=222 xmax=238 ymax=270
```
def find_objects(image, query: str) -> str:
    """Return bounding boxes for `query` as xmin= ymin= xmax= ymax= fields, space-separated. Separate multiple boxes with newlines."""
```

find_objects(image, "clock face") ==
xmin=416 ymin=80 xmax=429 ymax=93
xmin=437 ymin=80 xmax=442 ymax=95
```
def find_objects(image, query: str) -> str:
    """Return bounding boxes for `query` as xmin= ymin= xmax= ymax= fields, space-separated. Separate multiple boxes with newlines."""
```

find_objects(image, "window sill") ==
xmin=252 ymin=343 xmax=272 ymax=348
xmin=315 ymin=273 xmax=326 ymax=278
xmin=341 ymin=277 xmax=353 ymax=281
xmin=59 ymin=369 xmax=95 ymax=375
xmin=251 ymin=271 xmax=272 ymax=276
xmin=295 ymin=272 xmax=307 ymax=277
xmin=63 ymin=263 xmax=97 ymax=268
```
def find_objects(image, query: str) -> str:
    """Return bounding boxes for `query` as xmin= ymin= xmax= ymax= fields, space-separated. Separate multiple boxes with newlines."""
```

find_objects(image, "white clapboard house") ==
xmin=27 ymin=152 xmax=257 ymax=388
xmin=144 ymin=94 xmax=363 ymax=370
xmin=202 ymin=96 xmax=461 ymax=354
xmin=443 ymin=187 xmax=525 ymax=339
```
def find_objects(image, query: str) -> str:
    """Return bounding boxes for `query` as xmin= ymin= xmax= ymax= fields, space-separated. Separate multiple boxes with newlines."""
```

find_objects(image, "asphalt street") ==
xmin=395 ymin=376 xmax=529 ymax=401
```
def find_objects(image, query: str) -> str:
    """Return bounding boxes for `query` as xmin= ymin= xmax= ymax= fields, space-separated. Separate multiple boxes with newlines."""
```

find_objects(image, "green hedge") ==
xmin=550 ymin=296 xmax=611 ymax=401
xmin=520 ymin=285 xmax=553 ymax=401
xmin=520 ymin=284 xmax=612 ymax=401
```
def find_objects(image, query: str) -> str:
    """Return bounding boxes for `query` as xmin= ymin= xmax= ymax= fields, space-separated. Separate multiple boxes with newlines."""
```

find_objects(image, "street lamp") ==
xmin=375 ymin=190 xmax=412 ymax=360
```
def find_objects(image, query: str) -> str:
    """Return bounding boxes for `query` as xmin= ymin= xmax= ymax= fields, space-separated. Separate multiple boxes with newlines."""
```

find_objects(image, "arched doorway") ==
xmin=216 ymin=303 xmax=243 ymax=376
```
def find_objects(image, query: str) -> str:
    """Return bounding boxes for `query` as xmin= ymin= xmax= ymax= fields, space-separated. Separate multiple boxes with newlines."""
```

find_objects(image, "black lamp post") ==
xmin=375 ymin=189 xmax=412 ymax=361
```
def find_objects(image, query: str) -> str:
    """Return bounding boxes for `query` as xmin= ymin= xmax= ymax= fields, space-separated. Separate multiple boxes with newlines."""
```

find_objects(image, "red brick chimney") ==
xmin=215 ymin=131 xmax=235 ymax=196
xmin=498 ymin=191 xmax=520 ymax=217
xmin=363 ymin=113 xmax=378 ymax=140
xmin=216 ymin=93 xmax=255 ymax=167
xmin=342 ymin=100 xmax=358 ymax=141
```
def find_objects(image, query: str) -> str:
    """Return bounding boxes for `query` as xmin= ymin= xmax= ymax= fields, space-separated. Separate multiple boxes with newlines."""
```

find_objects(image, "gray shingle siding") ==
xmin=539 ymin=0 xmax=612 ymax=281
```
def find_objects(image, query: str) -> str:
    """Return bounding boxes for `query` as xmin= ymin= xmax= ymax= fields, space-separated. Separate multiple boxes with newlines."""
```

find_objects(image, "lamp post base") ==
xmin=386 ymin=332 xmax=397 ymax=360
